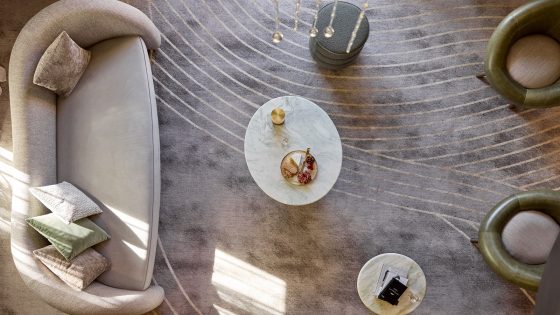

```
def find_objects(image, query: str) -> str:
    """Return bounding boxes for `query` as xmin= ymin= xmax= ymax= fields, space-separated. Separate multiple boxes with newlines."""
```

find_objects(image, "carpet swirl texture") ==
xmin=135 ymin=0 xmax=545 ymax=314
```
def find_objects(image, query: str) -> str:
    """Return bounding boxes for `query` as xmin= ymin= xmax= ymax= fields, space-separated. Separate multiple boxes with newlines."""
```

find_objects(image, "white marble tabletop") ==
xmin=357 ymin=253 xmax=427 ymax=315
xmin=244 ymin=96 xmax=342 ymax=206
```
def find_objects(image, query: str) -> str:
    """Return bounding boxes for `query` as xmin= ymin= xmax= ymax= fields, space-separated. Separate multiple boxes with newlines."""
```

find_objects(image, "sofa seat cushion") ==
xmin=506 ymin=35 xmax=560 ymax=89
xmin=501 ymin=211 xmax=560 ymax=265
xmin=57 ymin=36 xmax=160 ymax=291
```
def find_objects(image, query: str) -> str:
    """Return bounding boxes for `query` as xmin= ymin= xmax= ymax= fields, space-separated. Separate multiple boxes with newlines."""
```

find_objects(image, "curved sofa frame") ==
xmin=484 ymin=0 xmax=560 ymax=108
xmin=478 ymin=190 xmax=560 ymax=291
xmin=9 ymin=0 xmax=164 ymax=314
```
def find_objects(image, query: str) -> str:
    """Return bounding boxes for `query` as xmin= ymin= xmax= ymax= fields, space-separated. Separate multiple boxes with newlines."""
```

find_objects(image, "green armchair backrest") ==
xmin=479 ymin=190 xmax=560 ymax=291
xmin=485 ymin=0 xmax=560 ymax=107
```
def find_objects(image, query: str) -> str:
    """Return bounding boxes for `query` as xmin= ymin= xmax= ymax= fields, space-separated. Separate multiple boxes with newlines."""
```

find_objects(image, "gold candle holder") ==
xmin=271 ymin=107 xmax=285 ymax=125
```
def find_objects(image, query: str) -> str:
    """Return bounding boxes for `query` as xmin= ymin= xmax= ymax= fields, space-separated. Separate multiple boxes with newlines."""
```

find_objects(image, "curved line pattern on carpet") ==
xmin=140 ymin=0 xmax=552 ymax=314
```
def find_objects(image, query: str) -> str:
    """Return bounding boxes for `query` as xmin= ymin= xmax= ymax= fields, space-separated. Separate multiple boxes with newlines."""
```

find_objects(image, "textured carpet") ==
xmin=1 ymin=0 xmax=554 ymax=314
xmin=148 ymin=0 xmax=540 ymax=314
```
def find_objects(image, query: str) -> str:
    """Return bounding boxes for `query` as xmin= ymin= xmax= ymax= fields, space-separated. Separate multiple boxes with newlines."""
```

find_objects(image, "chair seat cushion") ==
xmin=502 ymin=211 xmax=560 ymax=265
xmin=57 ymin=36 xmax=159 ymax=291
xmin=506 ymin=35 xmax=560 ymax=89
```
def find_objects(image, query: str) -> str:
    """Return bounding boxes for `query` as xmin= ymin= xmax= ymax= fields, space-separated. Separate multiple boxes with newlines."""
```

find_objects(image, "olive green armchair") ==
xmin=476 ymin=190 xmax=560 ymax=291
xmin=480 ymin=0 xmax=560 ymax=108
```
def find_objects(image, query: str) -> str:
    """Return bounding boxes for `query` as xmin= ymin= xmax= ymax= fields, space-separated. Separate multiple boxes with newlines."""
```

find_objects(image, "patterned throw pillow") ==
xmin=34 ymin=245 xmax=111 ymax=290
xmin=29 ymin=181 xmax=102 ymax=224
xmin=33 ymin=31 xmax=91 ymax=96
xmin=26 ymin=213 xmax=110 ymax=260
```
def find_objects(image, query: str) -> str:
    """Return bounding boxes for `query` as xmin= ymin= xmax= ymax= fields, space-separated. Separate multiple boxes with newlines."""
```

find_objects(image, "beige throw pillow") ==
xmin=29 ymin=181 xmax=103 ymax=224
xmin=33 ymin=31 xmax=90 ymax=96
xmin=33 ymin=245 xmax=111 ymax=290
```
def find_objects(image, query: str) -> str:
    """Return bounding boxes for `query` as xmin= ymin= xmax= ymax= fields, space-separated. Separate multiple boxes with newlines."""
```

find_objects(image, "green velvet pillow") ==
xmin=26 ymin=213 xmax=110 ymax=260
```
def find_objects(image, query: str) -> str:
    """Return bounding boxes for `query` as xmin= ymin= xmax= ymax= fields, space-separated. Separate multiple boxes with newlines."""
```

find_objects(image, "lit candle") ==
xmin=271 ymin=108 xmax=286 ymax=125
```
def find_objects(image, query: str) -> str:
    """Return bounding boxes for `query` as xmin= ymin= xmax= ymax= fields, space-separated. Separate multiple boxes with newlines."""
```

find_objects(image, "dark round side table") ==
xmin=309 ymin=1 xmax=369 ymax=70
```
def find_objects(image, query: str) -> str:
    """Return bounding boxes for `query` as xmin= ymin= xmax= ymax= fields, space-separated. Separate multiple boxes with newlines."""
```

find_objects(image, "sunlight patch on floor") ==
xmin=212 ymin=249 xmax=286 ymax=315
xmin=213 ymin=304 xmax=239 ymax=315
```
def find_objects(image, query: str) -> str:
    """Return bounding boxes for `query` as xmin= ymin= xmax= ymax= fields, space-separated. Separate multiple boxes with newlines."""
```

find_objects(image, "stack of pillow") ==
xmin=25 ymin=31 xmax=101 ymax=290
xmin=27 ymin=181 xmax=111 ymax=290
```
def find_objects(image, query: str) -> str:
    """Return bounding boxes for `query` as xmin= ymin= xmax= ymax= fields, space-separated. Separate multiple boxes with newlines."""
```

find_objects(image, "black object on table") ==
xmin=535 ymin=234 xmax=560 ymax=315
xmin=309 ymin=1 xmax=369 ymax=70
xmin=378 ymin=277 xmax=408 ymax=305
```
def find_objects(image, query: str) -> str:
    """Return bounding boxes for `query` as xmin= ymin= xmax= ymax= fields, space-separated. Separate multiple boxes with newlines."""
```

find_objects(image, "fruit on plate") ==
xmin=297 ymin=170 xmax=312 ymax=184
xmin=281 ymin=148 xmax=317 ymax=185
xmin=297 ymin=149 xmax=314 ymax=184
xmin=305 ymin=154 xmax=315 ymax=170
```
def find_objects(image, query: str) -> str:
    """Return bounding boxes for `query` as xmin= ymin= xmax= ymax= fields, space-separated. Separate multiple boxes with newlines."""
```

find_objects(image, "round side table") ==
xmin=244 ymin=96 xmax=342 ymax=206
xmin=309 ymin=1 xmax=369 ymax=69
xmin=357 ymin=253 xmax=427 ymax=314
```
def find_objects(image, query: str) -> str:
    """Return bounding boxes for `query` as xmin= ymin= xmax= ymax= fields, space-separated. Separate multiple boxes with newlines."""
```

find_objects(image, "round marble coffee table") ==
xmin=244 ymin=96 xmax=342 ymax=206
xmin=357 ymin=253 xmax=427 ymax=315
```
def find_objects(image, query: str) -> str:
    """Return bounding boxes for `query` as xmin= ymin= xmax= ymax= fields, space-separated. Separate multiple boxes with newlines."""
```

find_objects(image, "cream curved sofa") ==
xmin=9 ymin=0 xmax=164 ymax=314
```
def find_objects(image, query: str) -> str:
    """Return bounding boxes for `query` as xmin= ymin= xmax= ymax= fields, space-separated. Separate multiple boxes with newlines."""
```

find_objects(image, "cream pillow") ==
xmin=34 ymin=245 xmax=110 ymax=290
xmin=29 ymin=181 xmax=102 ymax=224
xmin=502 ymin=211 xmax=559 ymax=265
xmin=33 ymin=31 xmax=90 ymax=96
